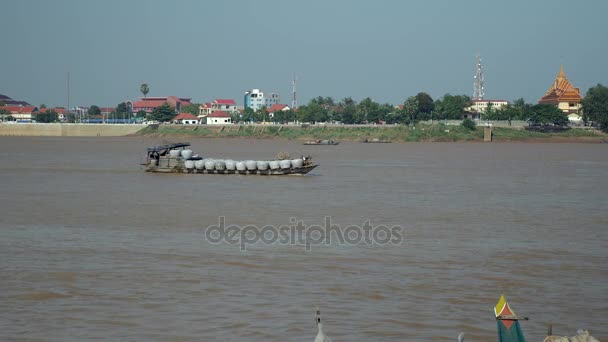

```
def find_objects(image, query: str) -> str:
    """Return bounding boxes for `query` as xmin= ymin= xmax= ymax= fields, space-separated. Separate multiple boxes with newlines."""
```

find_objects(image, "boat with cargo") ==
xmin=143 ymin=143 xmax=318 ymax=175
xmin=303 ymin=139 xmax=340 ymax=145
xmin=361 ymin=138 xmax=392 ymax=143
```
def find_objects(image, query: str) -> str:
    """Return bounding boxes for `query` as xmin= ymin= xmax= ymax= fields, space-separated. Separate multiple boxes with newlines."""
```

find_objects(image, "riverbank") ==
xmin=0 ymin=123 xmax=143 ymax=137
xmin=136 ymin=124 xmax=608 ymax=143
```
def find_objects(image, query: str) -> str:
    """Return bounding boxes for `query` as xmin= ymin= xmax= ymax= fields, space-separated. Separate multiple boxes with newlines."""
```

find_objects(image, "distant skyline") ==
xmin=1 ymin=0 xmax=607 ymax=108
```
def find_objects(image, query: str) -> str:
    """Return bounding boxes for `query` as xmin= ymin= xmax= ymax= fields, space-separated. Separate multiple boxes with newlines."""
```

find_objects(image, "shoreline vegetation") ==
xmin=136 ymin=124 xmax=607 ymax=143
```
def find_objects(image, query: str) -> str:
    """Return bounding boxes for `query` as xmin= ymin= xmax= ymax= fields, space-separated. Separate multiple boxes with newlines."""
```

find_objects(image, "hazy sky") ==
xmin=2 ymin=0 xmax=607 ymax=108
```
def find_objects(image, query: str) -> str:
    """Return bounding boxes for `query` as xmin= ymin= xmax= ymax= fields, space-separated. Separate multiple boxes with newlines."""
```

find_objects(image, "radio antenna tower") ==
xmin=291 ymin=73 xmax=297 ymax=110
xmin=473 ymin=54 xmax=484 ymax=101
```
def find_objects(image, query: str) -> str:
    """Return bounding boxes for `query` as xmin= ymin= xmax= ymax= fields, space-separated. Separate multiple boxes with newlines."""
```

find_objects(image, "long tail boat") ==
xmin=495 ymin=295 xmax=527 ymax=342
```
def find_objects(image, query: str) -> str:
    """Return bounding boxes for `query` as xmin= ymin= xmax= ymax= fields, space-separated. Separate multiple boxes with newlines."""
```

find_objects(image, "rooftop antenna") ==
xmin=292 ymin=72 xmax=298 ymax=110
xmin=473 ymin=54 xmax=484 ymax=101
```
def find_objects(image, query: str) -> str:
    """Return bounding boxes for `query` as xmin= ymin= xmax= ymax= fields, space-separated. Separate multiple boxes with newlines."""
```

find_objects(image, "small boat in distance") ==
xmin=361 ymin=138 xmax=392 ymax=143
xmin=303 ymin=139 xmax=340 ymax=145
xmin=143 ymin=142 xmax=318 ymax=175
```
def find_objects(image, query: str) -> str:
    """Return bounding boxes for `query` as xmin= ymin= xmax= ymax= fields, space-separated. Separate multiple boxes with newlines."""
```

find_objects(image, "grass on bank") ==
xmin=137 ymin=124 xmax=605 ymax=142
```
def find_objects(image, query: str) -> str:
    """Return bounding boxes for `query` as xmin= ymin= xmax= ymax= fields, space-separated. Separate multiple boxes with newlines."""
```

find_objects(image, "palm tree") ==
xmin=140 ymin=84 xmax=149 ymax=98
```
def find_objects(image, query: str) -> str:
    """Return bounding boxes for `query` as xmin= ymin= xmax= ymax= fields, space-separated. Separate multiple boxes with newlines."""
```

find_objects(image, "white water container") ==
xmin=269 ymin=160 xmax=280 ymax=170
xmin=291 ymin=158 xmax=304 ymax=168
xmin=181 ymin=149 xmax=193 ymax=159
xmin=214 ymin=160 xmax=226 ymax=171
xmin=184 ymin=160 xmax=195 ymax=169
xmin=236 ymin=161 xmax=247 ymax=171
xmin=256 ymin=161 xmax=269 ymax=170
xmin=245 ymin=160 xmax=257 ymax=171
xmin=195 ymin=160 xmax=205 ymax=169
xmin=225 ymin=159 xmax=236 ymax=170
xmin=279 ymin=160 xmax=291 ymax=169
xmin=204 ymin=159 xmax=216 ymax=170
xmin=169 ymin=149 xmax=181 ymax=157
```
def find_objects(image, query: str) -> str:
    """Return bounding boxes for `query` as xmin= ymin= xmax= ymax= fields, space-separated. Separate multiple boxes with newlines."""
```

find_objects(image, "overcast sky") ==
xmin=1 ymin=0 xmax=607 ymax=108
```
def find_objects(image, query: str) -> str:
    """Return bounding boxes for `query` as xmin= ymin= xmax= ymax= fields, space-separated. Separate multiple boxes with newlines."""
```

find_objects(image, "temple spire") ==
xmin=557 ymin=64 xmax=566 ymax=81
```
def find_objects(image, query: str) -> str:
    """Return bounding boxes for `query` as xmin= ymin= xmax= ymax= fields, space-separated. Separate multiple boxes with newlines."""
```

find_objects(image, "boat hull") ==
xmin=145 ymin=164 xmax=318 ymax=175
xmin=303 ymin=142 xmax=339 ymax=145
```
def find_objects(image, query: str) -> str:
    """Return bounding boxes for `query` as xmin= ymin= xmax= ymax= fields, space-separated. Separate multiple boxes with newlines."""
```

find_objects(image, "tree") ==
xmin=67 ymin=113 xmax=76 ymax=123
xmin=415 ymin=92 xmax=434 ymax=116
xmin=0 ymin=107 xmax=11 ymax=121
xmin=528 ymin=104 xmax=568 ymax=126
xmin=150 ymin=103 xmax=176 ymax=122
xmin=434 ymin=94 xmax=472 ymax=120
xmin=135 ymin=110 xmax=147 ymax=118
xmin=273 ymin=109 xmax=296 ymax=124
xmin=356 ymin=97 xmax=383 ymax=123
xmin=399 ymin=96 xmax=419 ymax=124
xmin=582 ymin=83 xmax=608 ymax=130
xmin=88 ymin=105 xmax=101 ymax=116
xmin=36 ymin=110 xmax=59 ymax=123
xmin=140 ymin=83 xmax=149 ymax=98
xmin=461 ymin=118 xmax=476 ymax=130
xmin=116 ymin=102 xmax=130 ymax=115
xmin=39 ymin=104 xmax=47 ymax=109
xmin=337 ymin=97 xmax=357 ymax=124
xmin=182 ymin=103 xmax=201 ymax=116
xmin=241 ymin=107 xmax=255 ymax=123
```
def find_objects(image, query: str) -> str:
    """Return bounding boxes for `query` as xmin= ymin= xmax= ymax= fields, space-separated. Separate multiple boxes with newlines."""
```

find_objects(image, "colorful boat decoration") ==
xmin=495 ymin=295 xmax=527 ymax=342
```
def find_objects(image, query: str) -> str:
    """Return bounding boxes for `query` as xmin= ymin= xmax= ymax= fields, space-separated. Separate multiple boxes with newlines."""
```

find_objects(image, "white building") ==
xmin=198 ymin=99 xmax=239 ymax=118
xmin=206 ymin=111 xmax=232 ymax=125
xmin=467 ymin=100 xmax=509 ymax=113
xmin=244 ymin=89 xmax=280 ymax=112
xmin=173 ymin=112 xmax=200 ymax=125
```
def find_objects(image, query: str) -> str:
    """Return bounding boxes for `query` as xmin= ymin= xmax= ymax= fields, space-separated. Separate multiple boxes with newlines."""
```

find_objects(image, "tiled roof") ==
xmin=37 ymin=107 xmax=66 ymax=114
xmin=3 ymin=105 xmax=38 ymax=113
xmin=174 ymin=112 xmax=199 ymax=121
xmin=132 ymin=100 xmax=167 ymax=108
xmin=267 ymin=104 xmax=289 ymax=112
xmin=214 ymin=99 xmax=236 ymax=105
xmin=207 ymin=111 xmax=231 ymax=118
xmin=539 ymin=65 xmax=582 ymax=104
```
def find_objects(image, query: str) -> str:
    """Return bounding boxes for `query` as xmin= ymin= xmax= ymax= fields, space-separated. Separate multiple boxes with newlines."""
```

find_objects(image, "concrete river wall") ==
xmin=0 ymin=123 xmax=144 ymax=137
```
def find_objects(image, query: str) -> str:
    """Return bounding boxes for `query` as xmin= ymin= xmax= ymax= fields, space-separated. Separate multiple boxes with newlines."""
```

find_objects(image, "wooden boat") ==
xmin=143 ymin=143 xmax=318 ymax=175
xmin=361 ymin=138 xmax=392 ymax=143
xmin=303 ymin=139 xmax=339 ymax=145
xmin=495 ymin=295 xmax=527 ymax=342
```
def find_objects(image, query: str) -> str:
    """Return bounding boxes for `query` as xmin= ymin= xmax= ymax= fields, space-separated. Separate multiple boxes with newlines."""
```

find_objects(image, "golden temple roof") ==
xmin=539 ymin=65 xmax=582 ymax=104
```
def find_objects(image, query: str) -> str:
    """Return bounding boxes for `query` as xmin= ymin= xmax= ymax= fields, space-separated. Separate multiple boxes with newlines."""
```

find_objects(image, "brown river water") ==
xmin=0 ymin=136 xmax=606 ymax=341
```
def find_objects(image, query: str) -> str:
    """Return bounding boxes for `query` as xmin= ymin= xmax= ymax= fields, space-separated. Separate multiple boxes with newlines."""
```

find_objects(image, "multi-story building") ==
xmin=198 ymin=99 xmax=239 ymax=117
xmin=244 ymin=89 xmax=280 ymax=112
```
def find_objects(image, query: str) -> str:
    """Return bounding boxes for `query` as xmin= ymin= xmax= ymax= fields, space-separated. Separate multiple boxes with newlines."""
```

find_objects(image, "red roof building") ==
xmin=206 ymin=111 xmax=232 ymax=125
xmin=3 ymin=106 xmax=39 ymax=121
xmin=198 ymin=99 xmax=239 ymax=117
xmin=173 ymin=112 xmax=199 ymax=124
xmin=267 ymin=104 xmax=290 ymax=113
xmin=129 ymin=96 xmax=192 ymax=115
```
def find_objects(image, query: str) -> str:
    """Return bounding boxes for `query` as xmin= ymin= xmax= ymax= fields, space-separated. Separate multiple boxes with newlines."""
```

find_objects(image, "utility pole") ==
xmin=291 ymin=73 xmax=297 ymax=110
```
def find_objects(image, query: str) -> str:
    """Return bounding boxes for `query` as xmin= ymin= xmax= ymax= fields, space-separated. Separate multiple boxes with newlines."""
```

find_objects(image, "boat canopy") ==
xmin=495 ymin=295 xmax=526 ymax=342
xmin=147 ymin=142 xmax=190 ymax=152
